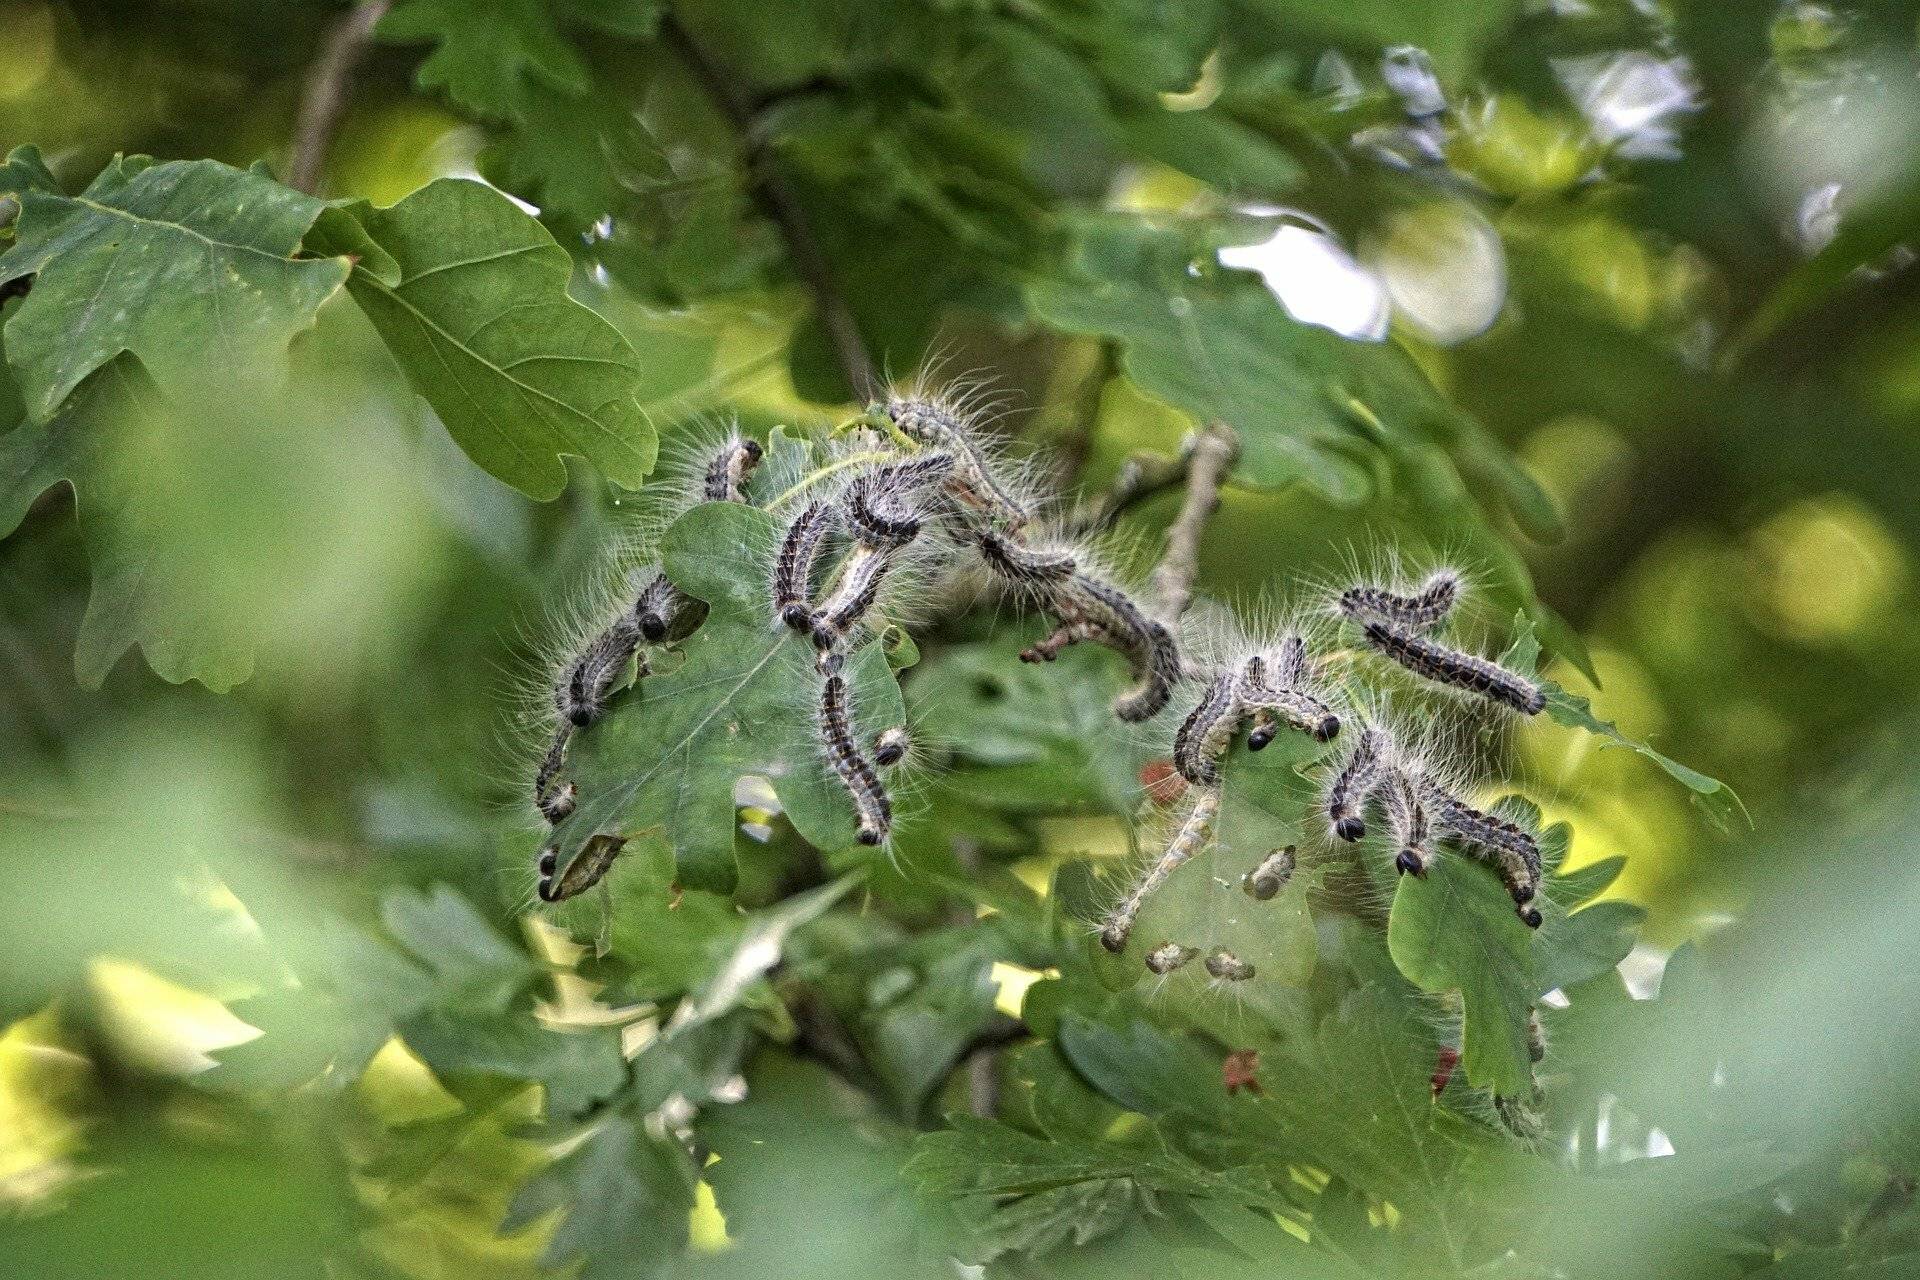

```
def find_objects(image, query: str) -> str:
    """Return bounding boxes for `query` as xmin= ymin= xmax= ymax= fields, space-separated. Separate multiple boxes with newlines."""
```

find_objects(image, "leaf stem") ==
xmin=763 ymin=449 xmax=896 ymax=511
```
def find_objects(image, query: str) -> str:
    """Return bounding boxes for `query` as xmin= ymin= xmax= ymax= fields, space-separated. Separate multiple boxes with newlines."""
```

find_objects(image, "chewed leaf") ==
xmin=0 ymin=149 xmax=348 ymax=419
xmin=1502 ymin=614 xmax=1745 ymax=831
xmin=551 ymin=500 xmax=906 ymax=895
xmin=1387 ymin=801 xmax=1644 ymax=1095
xmin=310 ymin=178 xmax=655 ymax=499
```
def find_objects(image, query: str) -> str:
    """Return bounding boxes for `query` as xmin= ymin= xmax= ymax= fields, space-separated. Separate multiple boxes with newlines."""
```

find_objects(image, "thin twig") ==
xmin=1150 ymin=424 xmax=1238 ymax=620
xmin=288 ymin=0 xmax=391 ymax=195
xmin=659 ymin=15 xmax=880 ymax=400
xmin=1072 ymin=446 xmax=1192 ymax=535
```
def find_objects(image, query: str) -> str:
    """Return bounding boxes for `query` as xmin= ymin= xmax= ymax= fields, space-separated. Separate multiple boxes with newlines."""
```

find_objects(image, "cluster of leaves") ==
xmin=6 ymin=2 xmax=1920 ymax=1279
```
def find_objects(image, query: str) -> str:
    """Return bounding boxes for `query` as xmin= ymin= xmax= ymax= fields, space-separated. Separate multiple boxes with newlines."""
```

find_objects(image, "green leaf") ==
xmin=380 ymin=883 xmax=537 ymax=1012
xmin=553 ymin=499 xmax=907 ymax=894
xmin=312 ymin=178 xmax=656 ymax=499
xmin=0 ymin=150 xmax=347 ymax=420
xmin=905 ymin=632 xmax=1152 ymax=815
xmin=1503 ymin=614 xmax=1745 ymax=831
xmin=908 ymin=1113 xmax=1288 ymax=1262
xmin=379 ymin=0 xmax=589 ymax=119
xmin=1387 ymin=804 xmax=1644 ymax=1095
xmin=0 ymin=361 xmax=253 ymax=689
xmin=1030 ymin=216 xmax=1553 ymax=538
xmin=399 ymin=1009 xmax=627 ymax=1119
xmin=502 ymin=1114 xmax=696 ymax=1279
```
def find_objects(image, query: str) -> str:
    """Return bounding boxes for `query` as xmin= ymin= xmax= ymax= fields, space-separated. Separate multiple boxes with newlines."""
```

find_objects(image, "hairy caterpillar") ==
xmin=773 ymin=501 xmax=838 ymax=632
xmin=537 ymin=832 xmax=627 ymax=903
xmin=1239 ymin=651 xmax=1340 ymax=747
xmin=1204 ymin=949 xmax=1255 ymax=982
xmin=1019 ymin=620 xmax=1105 ymax=664
xmin=874 ymin=395 xmax=1029 ymax=530
xmin=1047 ymin=572 xmax=1182 ymax=722
xmin=560 ymin=616 xmax=645 ymax=727
xmin=1327 ymin=725 xmax=1386 ymax=842
xmin=1244 ymin=846 xmax=1296 ymax=900
xmin=1424 ymin=783 xmax=1543 ymax=926
xmin=810 ymin=542 xmax=906 ymax=653
xmin=1359 ymin=620 xmax=1546 ymax=715
xmin=970 ymin=525 xmax=1077 ymax=586
xmin=1100 ymin=787 xmax=1221 ymax=953
xmin=1338 ymin=569 xmax=1460 ymax=634
xmin=845 ymin=453 xmax=955 ymax=547
xmin=1144 ymin=941 xmax=1199 ymax=975
xmin=820 ymin=674 xmax=891 ymax=845
xmin=1378 ymin=766 xmax=1432 ymax=877
xmin=872 ymin=726 xmax=911 ymax=768
xmin=1526 ymin=1007 xmax=1547 ymax=1065
xmin=1173 ymin=672 xmax=1243 ymax=788
xmin=703 ymin=435 xmax=764 ymax=502
xmin=533 ymin=731 xmax=577 ymax=824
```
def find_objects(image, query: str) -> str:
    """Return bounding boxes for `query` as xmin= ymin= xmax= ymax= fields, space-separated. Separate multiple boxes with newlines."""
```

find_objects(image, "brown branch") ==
xmin=1149 ymin=424 xmax=1238 ymax=620
xmin=659 ymin=15 xmax=879 ymax=400
xmin=287 ymin=0 xmax=391 ymax=195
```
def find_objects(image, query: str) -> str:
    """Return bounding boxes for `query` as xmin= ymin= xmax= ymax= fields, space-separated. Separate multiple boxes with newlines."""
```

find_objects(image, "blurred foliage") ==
xmin=3 ymin=1 xmax=1920 ymax=1277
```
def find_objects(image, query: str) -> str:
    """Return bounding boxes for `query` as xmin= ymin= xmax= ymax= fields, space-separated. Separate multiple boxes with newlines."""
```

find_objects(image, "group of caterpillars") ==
xmin=523 ymin=388 xmax=1550 ymax=979
xmin=1098 ymin=566 xmax=1550 ymax=986
xmin=526 ymin=389 xmax=1187 ymax=903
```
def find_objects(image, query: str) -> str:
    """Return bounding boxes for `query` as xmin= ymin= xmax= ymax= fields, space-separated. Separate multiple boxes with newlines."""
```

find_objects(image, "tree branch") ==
xmin=287 ymin=0 xmax=391 ymax=195
xmin=660 ymin=16 xmax=880 ymax=400
xmin=1149 ymin=423 xmax=1238 ymax=620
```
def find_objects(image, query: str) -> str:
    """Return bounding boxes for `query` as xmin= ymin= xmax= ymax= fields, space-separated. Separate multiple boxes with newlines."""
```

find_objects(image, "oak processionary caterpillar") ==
xmin=819 ymin=673 xmax=891 ymax=846
xmin=1360 ymin=621 xmax=1546 ymax=715
xmin=1327 ymin=725 xmax=1386 ymax=843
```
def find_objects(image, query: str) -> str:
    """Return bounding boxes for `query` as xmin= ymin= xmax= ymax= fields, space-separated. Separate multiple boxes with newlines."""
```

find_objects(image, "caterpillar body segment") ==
xmin=633 ymin=571 xmax=702 ymax=644
xmin=1044 ymin=572 xmax=1180 ymax=722
xmin=1244 ymin=846 xmax=1297 ymax=900
xmin=1378 ymin=767 xmax=1432 ymax=877
xmin=1145 ymin=941 xmax=1200 ymax=975
xmin=970 ymin=525 xmax=1077 ymax=588
xmin=703 ymin=435 xmax=765 ymax=503
xmin=1019 ymin=621 xmax=1105 ymax=664
xmin=1326 ymin=726 xmax=1385 ymax=842
xmin=1338 ymin=569 xmax=1460 ymax=634
xmin=1100 ymin=787 xmax=1221 ymax=954
xmin=537 ymin=832 xmax=627 ymax=903
xmin=1276 ymin=633 xmax=1311 ymax=686
xmin=561 ymin=616 xmax=644 ymax=727
xmin=872 ymin=726 xmax=911 ymax=768
xmin=1238 ymin=646 xmax=1339 ymax=748
xmin=1204 ymin=949 xmax=1255 ymax=982
xmin=819 ymin=674 xmax=892 ymax=846
xmin=1359 ymin=620 xmax=1545 ymax=715
xmin=846 ymin=452 xmax=955 ymax=547
xmin=1526 ymin=1008 xmax=1547 ymax=1065
xmin=533 ymin=731 xmax=576 ymax=824
xmin=1173 ymin=672 xmax=1243 ymax=788
xmin=773 ymin=501 xmax=838 ymax=632
xmin=877 ymin=395 xmax=1029 ymax=530
xmin=1424 ymin=783 xmax=1543 ymax=926
xmin=810 ymin=542 xmax=903 ymax=652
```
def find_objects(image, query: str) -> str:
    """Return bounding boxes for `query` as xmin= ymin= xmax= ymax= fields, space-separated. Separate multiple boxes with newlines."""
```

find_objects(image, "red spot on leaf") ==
xmin=1223 ymin=1049 xmax=1262 ymax=1095
xmin=1430 ymin=1045 xmax=1460 ymax=1097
